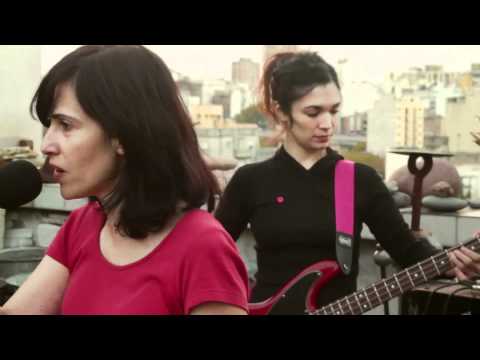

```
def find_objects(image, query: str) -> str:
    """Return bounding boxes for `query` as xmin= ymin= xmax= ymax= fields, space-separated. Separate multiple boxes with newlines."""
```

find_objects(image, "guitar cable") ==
xmin=422 ymin=281 xmax=459 ymax=315
xmin=441 ymin=285 xmax=473 ymax=315
xmin=440 ymin=279 xmax=480 ymax=315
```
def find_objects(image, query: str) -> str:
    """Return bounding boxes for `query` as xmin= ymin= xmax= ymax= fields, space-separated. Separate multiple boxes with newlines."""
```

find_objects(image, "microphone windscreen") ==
xmin=0 ymin=160 xmax=43 ymax=209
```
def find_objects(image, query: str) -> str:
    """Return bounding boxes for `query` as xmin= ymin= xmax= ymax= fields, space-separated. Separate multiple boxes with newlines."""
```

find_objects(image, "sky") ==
xmin=39 ymin=45 xmax=480 ymax=115
xmin=42 ymin=45 xmax=480 ymax=84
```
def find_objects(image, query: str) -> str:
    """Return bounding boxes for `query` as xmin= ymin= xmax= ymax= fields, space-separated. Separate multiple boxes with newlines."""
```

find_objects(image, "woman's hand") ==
xmin=202 ymin=153 xmax=238 ymax=171
xmin=201 ymin=153 xmax=238 ymax=193
xmin=446 ymin=247 xmax=480 ymax=280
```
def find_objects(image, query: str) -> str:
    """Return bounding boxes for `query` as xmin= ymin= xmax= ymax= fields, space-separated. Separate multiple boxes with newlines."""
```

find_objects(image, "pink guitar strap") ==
xmin=335 ymin=160 xmax=355 ymax=275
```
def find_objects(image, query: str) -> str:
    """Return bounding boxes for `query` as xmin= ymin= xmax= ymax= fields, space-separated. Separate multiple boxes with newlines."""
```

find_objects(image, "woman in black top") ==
xmin=215 ymin=51 xmax=480 ymax=314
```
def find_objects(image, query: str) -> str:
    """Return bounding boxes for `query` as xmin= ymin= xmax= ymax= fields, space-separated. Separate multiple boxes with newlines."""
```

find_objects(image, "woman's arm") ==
xmin=361 ymin=166 xmax=480 ymax=279
xmin=1 ymin=255 xmax=69 ymax=315
xmin=360 ymin=166 xmax=439 ymax=268
xmin=190 ymin=302 xmax=247 ymax=315
xmin=215 ymin=166 xmax=253 ymax=241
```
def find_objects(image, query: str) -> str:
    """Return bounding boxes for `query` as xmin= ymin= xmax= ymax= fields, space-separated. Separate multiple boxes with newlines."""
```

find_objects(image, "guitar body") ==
xmin=248 ymin=260 xmax=341 ymax=315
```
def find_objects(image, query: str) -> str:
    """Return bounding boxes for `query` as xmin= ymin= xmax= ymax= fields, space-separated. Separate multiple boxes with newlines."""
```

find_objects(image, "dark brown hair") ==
xmin=31 ymin=45 xmax=220 ymax=239
xmin=260 ymin=51 xmax=341 ymax=120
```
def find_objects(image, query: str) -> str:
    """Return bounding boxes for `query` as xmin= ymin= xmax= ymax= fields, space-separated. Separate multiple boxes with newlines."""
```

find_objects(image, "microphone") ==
xmin=0 ymin=160 xmax=43 ymax=209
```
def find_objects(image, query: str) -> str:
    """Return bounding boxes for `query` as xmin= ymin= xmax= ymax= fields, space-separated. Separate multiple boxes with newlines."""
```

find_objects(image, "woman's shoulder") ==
xmin=353 ymin=162 xmax=382 ymax=179
xmin=177 ymin=209 xmax=226 ymax=232
xmin=231 ymin=157 xmax=277 ymax=181
xmin=351 ymin=162 xmax=388 ymax=194
xmin=66 ymin=201 xmax=104 ymax=227
xmin=70 ymin=201 xmax=103 ymax=219
xmin=164 ymin=209 xmax=240 ymax=263
xmin=65 ymin=201 xmax=102 ymax=220
xmin=173 ymin=209 xmax=235 ymax=246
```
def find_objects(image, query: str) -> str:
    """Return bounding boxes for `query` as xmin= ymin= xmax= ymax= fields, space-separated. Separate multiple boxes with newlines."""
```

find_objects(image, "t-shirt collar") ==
xmin=274 ymin=146 xmax=344 ymax=175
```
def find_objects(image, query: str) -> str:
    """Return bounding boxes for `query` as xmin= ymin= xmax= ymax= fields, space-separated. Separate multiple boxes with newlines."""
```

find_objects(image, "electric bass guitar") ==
xmin=248 ymin=235 xmax=480 ymax=315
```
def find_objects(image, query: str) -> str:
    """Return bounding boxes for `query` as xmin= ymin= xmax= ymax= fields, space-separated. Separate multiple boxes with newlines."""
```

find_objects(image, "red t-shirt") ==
xmin=47 ymin=202 xmax=249 ymax=315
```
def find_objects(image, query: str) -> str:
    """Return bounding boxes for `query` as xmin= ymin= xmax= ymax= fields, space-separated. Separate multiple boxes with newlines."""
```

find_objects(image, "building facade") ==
xmin=232 ymin=58 xmax=260 ymax=91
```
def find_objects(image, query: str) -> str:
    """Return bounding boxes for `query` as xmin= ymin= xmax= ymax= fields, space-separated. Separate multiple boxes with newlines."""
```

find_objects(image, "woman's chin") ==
xmin=309 ymin=141 xmax=329 ymax=150
xmin=60 ymin=188 xmax=85 ymax=201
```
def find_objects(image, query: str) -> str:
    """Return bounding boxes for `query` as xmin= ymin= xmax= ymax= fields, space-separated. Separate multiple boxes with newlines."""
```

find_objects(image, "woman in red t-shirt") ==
xmin=0 ymin=45 xmax=249 ymax=315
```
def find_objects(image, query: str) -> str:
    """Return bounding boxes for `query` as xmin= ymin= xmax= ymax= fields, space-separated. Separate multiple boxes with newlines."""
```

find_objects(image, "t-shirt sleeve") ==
xmin=46 ymin=205 xmax=91 ymax=271
xmin=360 ymin=165 xmax=440 ymax=268
xmin=46 ymin=220 xmax=71 ymax=269
xmin=181 ymin=225 xmax=250 ymax=314
xmin=215 ymin=165 xmax=253 ymax=241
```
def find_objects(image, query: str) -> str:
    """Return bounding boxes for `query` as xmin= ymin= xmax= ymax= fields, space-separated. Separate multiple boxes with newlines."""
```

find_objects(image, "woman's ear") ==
xmin=273 ymin=102 xmax=289 ymax=126
xmin=112 ymin=139 xmax=125 ymax=156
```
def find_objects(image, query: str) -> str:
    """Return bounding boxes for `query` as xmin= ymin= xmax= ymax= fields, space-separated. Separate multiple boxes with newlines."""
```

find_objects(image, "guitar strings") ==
xmin=313 ymin=239 xmax=480 ymax=315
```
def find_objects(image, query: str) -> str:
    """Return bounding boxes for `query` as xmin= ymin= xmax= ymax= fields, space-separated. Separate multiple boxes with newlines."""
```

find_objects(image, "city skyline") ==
xmin=41 ymin=45 xmax=480 ymax=84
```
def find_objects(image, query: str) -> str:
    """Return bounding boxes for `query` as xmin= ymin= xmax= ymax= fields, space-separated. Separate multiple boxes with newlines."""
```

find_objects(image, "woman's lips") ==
xmin=312 ymin=136 xmax=329 ymax=143
xmin=51 ymin=166 xmax=66 ymax=181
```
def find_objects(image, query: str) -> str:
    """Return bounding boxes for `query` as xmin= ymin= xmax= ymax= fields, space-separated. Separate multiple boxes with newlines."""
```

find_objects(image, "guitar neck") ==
xmin=312 ymin=237 xmax=480 ymax=315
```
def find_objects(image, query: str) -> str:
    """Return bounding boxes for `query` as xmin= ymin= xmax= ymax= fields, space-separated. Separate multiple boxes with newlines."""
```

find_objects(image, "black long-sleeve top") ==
xmin=215 ymin=147 xmax=439 ymax=314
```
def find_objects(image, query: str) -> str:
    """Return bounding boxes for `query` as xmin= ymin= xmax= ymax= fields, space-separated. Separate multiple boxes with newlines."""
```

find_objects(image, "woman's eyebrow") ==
xmin=304 ymin=103 xmax=341 ymax=111
xmin=50 ymin=113 xmax=80 ymax=122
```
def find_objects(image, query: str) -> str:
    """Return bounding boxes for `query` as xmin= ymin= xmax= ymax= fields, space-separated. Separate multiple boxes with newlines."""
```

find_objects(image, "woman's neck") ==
xmin=104 ymin=203 xmax=186 ymax=243
xmin=105 ymin=207 xmax=125 ymax=240
xmin=283 ymin=137 xmax=328 ymax=170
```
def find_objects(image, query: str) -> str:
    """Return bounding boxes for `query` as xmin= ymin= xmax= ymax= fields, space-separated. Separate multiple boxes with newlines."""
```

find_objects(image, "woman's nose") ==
xmin=317 ymin=113 xmax=334 ymax=129
xmin=41 ymin=128 xmax=59 ymax=156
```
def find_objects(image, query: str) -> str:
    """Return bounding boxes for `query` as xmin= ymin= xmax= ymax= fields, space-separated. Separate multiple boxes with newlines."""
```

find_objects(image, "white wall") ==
xmin=41 ymin=45 xmax=79 ymax=76
xmin=385 ymin=152 xmax=410 ymax=180
xmin=0 ymin=46 xmax=43 ymax=153
xmin=444 ymin=90 xmax=480 ymax=153
xmin=341 ymin=82 xmax=380 ymax=117
xmin=435 ymin=86 xmax=463 ymax=117
xmin=230 ymin=84 xmax=254 ymax=119
xmin=366 ymin=94 xmax=396 ymax=157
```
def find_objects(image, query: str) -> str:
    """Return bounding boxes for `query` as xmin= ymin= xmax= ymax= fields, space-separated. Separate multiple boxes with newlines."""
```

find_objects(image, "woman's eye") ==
xmin=306 ymin=110 xmax=339 ymax=117
xmin=60 ymin=120 xmax=72 ymax=130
